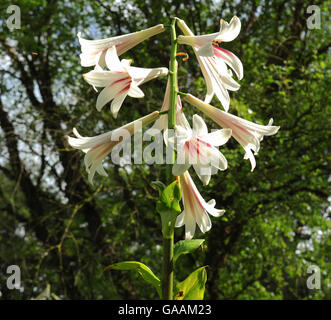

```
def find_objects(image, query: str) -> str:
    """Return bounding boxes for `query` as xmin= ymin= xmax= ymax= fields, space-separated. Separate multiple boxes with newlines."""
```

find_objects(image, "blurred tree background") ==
xmin=0 ymin=0 xmax=330 ymax=300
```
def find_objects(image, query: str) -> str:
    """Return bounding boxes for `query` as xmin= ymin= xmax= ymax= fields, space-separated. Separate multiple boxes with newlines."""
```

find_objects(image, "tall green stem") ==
xmin=162 ymin=17 xmax=178 ymax=300
xmin=168 ymin=19 xmax=178 ymax=132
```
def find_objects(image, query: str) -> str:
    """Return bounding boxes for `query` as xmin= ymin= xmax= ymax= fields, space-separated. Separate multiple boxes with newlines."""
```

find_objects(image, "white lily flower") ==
xmin=78 ymin=24 xmax=165 ymax=67
xmin=67 ymin=111 xmax=160 ymax=184
xmin=177 ymin=17 xmax=243 ymax=111
xmin=83 ymin=46 xmax=168 ymax=118
xmin=167 ymin=114 xmax=231 ymax=185
xmin=184 ymin=94 xmax=280 ymax=171
xmin=177 ymin=171 xmax=225 ymax=240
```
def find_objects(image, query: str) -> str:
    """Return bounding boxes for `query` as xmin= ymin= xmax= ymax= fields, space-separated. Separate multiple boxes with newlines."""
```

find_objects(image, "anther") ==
xmin=212 ymin=39 xmax=222 ymax=47
xmin=176 ymin=52 xmax=189 ymax=61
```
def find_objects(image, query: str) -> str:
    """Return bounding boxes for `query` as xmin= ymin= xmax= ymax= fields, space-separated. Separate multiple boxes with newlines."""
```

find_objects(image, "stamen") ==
xmin=212 ymin=39 xmax=222 ymax=47
xmin=176 ymin=52 xmax=189 ymax=61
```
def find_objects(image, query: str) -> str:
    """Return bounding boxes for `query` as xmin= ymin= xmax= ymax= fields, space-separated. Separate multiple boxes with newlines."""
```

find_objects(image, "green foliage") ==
xmin=156 ymin=180 xmax=182 ymax=237
xmin=0 ymin=0 xmax=330 ymax=300
xmin=174 ymin=266 xmax=207 ymax=300
xmin=105 ymin=261 xmax=161 ymax=297
xmin=174 ymin=239 xmax=205 ymax=265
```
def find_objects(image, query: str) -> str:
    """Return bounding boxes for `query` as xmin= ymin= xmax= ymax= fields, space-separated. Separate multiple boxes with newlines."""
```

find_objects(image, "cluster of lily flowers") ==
xmin=68 ymin=18 xmax=280 ymax=240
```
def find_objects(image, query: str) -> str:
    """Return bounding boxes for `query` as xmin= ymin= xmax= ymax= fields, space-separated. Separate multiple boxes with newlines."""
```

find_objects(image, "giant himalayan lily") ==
xmin=177 ymin=17 xmax=243 ymax=111
xmin=184 ymin=94 xmax=280 ymax=171
xmin=166 ymin=114 xmax=231 ymax=185
xmin=67 ymin=111 xmax=160 ymax=184
xmin=177 ymin=170 xmax=225 ymax=240
xmin=78 ymin=24 xmax=164 ymax=67
xmin=83 ymin=46 xmax=168 ymax=118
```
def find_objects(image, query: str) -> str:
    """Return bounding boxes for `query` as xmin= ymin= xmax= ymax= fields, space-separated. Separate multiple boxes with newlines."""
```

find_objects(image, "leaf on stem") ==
xmin=156 ymin=180 xmax=182 ymax=237
xmin=105 ymin=261 xmax=161 ymax=297
xmin=173 ymin=239 xmax=205 ymax=265
xmin=174 ymin=266 xmax=207 ymax=300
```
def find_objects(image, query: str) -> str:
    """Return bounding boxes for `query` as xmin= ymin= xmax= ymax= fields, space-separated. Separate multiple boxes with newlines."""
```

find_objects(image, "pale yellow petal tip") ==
xmin=77 ymin=32 xmax=82 ymax=38
xmin=160 ymin=67 xmax=169 ymax=75
xmin=225 ymin=128 xmax=232 ymax=136
xmin=158 ymin=24 xmax=165 ymax=30
xmin=153 ymin=111 xmax=160 ymax=119
xmin=96 ymin=104 xmax=103 ymax=112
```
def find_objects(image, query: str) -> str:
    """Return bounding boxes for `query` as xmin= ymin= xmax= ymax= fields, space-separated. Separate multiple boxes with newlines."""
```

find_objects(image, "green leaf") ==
xmin=174 ymin=266 xmax=207 ymax=300
xmin=34 ymin=284 xmax=51 ymax=300
xmin=156 ymin=180 xmax=182 ymax=237
xmin=159 ymin=180 xmax=181 ymax=212
xmin=173 ymin=239 xmax=205 ymax=265
xmin=105 ymin=261 xmax=161 ymax=297
xmin=151 ymin=180 xmax=166 ymax=196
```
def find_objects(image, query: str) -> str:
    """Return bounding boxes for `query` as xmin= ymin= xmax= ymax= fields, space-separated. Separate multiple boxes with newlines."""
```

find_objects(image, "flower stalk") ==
xmin=162 ymin=17 xmax=178 ymax=300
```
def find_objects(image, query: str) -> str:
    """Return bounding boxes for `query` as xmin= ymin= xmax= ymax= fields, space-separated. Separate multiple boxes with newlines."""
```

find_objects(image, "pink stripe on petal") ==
xmin=110 ymin=76 xmax=131 ymax=87
xmin=90 ymin=48 xmax=107 ymax=55
xmin=186 ymin=177 xmax=206 ymax=213
xmin=214 ymin=46 xmax=233 ymax=57
xmin=95 ymin=143 xmax=114 ymax=159
xmin=230 ymin=121 xmax=252 ymax=135
xmin=213 ymin=46 xmax=223 ymax=58
xmin=119 ymin=83 xmax=131 ymax=94
xmin=195 ymin=137 xmax=212 ymax=148
xmin=91 ymin=143 xmax=102 ymax=151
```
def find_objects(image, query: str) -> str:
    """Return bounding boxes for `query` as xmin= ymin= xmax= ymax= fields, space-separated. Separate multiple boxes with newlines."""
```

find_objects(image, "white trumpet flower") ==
xmin=177 ymin=17 xmax=243 ymax=111
xmin=166 ymin=114 xmax=231 ymax=185
xmin=78 ymin=24 xmax=165 ymax=67
xmin=177 ymin=171 xmax=225 ymax=240
xmin=83 ymin=46 xmax=168 ymax=118
xmin=67 ymin=111 xmax=160 ymax=184
xmin=184 ymin=94 xmax=280 ymax=171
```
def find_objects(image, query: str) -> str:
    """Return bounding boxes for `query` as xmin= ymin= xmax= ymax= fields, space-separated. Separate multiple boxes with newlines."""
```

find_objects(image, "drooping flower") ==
xmin=166 ymin=114 xmax=231 ymax=185
xmin=67 ymin=111 xmax=160 ymax=184
xmin=177 ymin=17 xmax=243 ymax=111
xmin=83 ymin=46 xmax=168 ymax=118
xmin=176 ymin=171 xmax=225 ymax=240
xmin=184 ymin=94 xmax=280 ymax=171
xmin=178 ymin=16 xmax=241 ymax=58
xmin=78 ymin=24 xmax=165 ymax=67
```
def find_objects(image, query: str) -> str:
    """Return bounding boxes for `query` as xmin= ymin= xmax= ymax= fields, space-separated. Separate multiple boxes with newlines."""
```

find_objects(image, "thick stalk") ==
xmin=162 ymin=17 xmax=178 ymax=300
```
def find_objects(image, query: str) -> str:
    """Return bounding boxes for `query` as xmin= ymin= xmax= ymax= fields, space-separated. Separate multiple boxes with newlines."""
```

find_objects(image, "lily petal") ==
xmin=216 ymin=16 xmax=241 ymax=42
xmin=192 ymin=114 xmax=208 ymax=137
xmin=184 ymin=94 xmax=280 ymax=171
xmin=177 ymin=171 xmax=225 ymax=239
xmin=205 ymin=128 xmax=232 ymax=146
xmin=78 ymin=24 xmax=165 ymax=67
xmin=67 ymin=111 xmax=160 ymax=184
